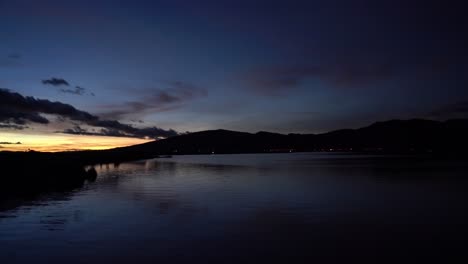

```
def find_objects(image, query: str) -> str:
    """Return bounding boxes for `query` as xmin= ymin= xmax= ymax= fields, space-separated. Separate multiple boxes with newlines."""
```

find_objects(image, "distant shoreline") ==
xmin=2 ymin=118 xmax=468 ymax=196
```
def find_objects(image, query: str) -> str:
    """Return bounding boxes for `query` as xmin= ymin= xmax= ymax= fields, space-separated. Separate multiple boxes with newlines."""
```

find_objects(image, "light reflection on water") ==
xmin=1 ymin=153 xmax=467 ymax=263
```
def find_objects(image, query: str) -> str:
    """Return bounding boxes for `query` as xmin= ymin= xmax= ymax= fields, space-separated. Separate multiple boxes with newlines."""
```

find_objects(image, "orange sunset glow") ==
xmin=0 ymin=132 xmax=152 ymax=152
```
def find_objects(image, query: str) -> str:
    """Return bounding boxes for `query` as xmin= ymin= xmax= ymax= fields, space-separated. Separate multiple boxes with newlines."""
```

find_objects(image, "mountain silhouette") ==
xmin=118 ymin=119 xmax=468 ymax=155
xmin=2 ymin=118 xmax=468 ymax=197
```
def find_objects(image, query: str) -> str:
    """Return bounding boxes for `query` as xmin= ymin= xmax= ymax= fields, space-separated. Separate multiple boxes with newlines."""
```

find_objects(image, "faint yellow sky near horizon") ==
xmin=0 ymin=132 xmax=152 ymax=152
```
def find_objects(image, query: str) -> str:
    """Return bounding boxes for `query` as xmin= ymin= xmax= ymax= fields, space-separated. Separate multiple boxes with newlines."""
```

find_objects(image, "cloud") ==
xmin=42 ymin=78 xmax=95 ymax=96
xmin=42 ymin=78 xmax=94 ymax=96
xmin=42 ymin=78 xmax=70 ymax=86
xmin=0 ymin=88 xmax=177 ymax=138
xmin=7 ymin=53 xmax=21 ymax=59
xmin=63 ymin=125 xmax=131 ymax=137
xmin=88 ymin=120 xmax=178 ymax=138
xmin=242 ymin=62 xmax=397 ymax=95
xmin=0 ymin=88 xmax=95 ymax=125
xmin=1 ymin=111 xmax=50 ymax=125
xmin=63 ymin=125 xmax=177 ymax=138
xmin=0 ymin=124 xmax=26 ymax=130
xmin=241 ymin=50 xmax=463 ymax=96
xmin=429 ymin=101 xmax=468 ymax=118
xmin=0 ymin=141 xmax=21 ymax=145
xmin=99 ymin=81 xmax=207 ymax=120
xmin=59 ymin=86 xmax=86 ymax=95
xmin=0 ymin=53 xmax=22 ymax=68
xmin=243 ymin=66 xmax=319 ymax=95
xmin=62 ymin=125 xmax=88 ymax=135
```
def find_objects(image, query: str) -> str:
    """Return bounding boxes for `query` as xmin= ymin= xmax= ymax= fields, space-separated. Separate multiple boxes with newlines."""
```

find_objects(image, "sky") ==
xmin=1 ymin=0 xmax=468 ymax=151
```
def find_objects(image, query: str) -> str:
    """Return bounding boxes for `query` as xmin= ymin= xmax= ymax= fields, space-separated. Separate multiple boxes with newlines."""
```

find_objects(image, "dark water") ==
xmin=1 ymin=153 xmax=467 ymax=263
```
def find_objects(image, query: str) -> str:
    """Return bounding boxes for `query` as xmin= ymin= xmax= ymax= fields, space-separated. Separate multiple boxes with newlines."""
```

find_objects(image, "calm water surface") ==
xmin=1 ymin=153 xmax=467 ymax=263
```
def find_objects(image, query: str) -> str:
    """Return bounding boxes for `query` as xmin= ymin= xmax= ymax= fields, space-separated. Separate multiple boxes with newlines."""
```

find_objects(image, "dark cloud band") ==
xmin=42 ymin=78 xmax=70 ymax=86
xmin=0 ymin=88 xmax=177 ymax=138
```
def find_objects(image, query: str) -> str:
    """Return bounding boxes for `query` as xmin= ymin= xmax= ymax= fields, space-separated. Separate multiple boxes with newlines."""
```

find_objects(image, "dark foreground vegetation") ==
xmin=0 ymin=148 xmax=158 ymax=190
xmin=0 ymin=149 xmax=159 ymax=211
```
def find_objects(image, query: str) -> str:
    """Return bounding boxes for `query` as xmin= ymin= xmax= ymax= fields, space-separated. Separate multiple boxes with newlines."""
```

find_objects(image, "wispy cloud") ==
xmin=42 ymin=78 xmax=95 ymax=96
xmin=0 ymin=141 xmax=21 ymax=145
xmin=99 ymin=81 xmax=207 ymax=120
xmin=0 ymin=53 xmax=22 ymax=68
xmin=241 ymin=53 xmax=460 ymax=96
xmin=7 ymin=53 xmax=21 ymax=59
xmin=241 ymin=62 xmax=396 ymax=96
xmin=0 ymin=124 xmax=27 ymax=130
xmin=429 ymin=101 xmax=468 ymax=118
xmin=42 ymin=77 xmax=70 ymax=86
xmin=63 ymin=125 xmax=177 ymax=138
xmin=59 ymin=86 xmax=94 ymax=96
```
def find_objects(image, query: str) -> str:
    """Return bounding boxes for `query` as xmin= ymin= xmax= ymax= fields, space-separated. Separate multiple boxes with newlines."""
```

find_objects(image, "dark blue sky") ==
xmin=1 ymin=0 xmax=468 ymax=137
